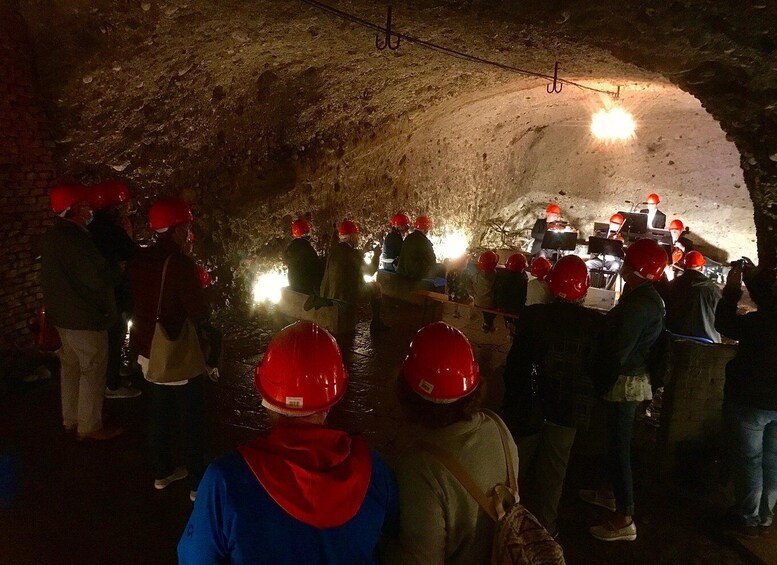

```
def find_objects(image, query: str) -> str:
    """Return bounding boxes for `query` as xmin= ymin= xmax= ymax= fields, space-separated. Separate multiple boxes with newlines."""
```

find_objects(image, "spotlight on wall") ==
xmin=429 ymin=229 xmax=469 ymax=261
xmin=252 ymin=268 xmax=289 ymax=305
xmin=591 ymin=107 xmax=636 ymax=143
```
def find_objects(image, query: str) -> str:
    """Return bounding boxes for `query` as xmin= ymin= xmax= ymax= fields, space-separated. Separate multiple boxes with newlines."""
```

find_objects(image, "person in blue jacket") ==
xmin=178 ymin=321 xmax=398 ymax=564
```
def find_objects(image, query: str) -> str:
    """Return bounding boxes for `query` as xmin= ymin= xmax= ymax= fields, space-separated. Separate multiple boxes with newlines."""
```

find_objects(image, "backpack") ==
xmin=416 ymin=410 xmax=565 ymax=565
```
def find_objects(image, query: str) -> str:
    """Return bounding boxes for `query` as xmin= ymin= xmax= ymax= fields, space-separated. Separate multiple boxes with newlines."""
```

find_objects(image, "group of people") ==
xmin=283 ymin=212 xmax=443 ymax=330
xmin=532 ymin=194 xmax=695 ymax=282
xmin=39 ymin=180 xmax=776 ymax=562
xmin=41 ymin=183 xmax=215 ymax=501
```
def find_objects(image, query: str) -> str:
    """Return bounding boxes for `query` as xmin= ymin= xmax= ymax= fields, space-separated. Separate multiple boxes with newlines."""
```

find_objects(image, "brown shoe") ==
xmin=77 ymin=426 xmax=123 ymax=441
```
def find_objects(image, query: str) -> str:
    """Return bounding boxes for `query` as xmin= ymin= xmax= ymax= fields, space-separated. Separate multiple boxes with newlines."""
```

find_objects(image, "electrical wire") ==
xmin=296 ymin=0 xmax=620 ymax=97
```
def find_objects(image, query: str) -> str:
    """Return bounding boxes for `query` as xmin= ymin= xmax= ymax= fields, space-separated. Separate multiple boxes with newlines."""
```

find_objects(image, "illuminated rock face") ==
xmin=15 ymin=0 xmax=777 ymax=305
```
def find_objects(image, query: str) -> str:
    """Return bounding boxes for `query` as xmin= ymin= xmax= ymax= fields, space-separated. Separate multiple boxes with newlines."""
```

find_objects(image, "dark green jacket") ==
xmin=40 ymin=218 xmax=120 ymax=330
xmin=396 ymin=231 xmax=436 ymax=279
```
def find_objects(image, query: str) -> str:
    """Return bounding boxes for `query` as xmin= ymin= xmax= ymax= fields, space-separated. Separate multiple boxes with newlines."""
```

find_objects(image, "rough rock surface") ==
xmin=17 ymin=0 xmax=777 ymax=304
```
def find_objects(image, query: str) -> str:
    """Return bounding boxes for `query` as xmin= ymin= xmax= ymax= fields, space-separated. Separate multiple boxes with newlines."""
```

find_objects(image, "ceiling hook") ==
xmin=546 ymin=61 xmax=563 ymax=94
xmin=375 ymin=6 xmax=400 ymax=50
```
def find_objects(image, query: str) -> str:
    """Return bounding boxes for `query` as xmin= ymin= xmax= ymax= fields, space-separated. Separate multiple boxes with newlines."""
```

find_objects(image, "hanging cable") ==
xmin=296 ymin=0 xmax=620 ymax=97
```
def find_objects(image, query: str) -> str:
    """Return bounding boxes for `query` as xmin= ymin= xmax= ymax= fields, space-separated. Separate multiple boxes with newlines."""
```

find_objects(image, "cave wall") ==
xmin=7 ymin=0 xmax=777 ymax=318
xmin=0 ymin=3 xmax=56 ymax=349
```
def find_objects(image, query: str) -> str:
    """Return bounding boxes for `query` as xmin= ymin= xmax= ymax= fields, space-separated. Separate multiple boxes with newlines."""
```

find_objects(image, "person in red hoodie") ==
xmin=178 ymin=321 xmax=398 ymax=564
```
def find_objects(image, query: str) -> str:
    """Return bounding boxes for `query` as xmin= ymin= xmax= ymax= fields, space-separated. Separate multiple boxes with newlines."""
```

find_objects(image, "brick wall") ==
xmin=0 ymin=5 xmax=56 ymax=349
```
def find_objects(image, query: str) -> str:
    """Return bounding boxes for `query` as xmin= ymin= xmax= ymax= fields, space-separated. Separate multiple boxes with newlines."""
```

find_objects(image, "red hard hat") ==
xmin=402 ymin=322 xmax=480 ymax=403
xmin=646 ymin=193 xmax=660 ymax=205
xmin=530 ymin=256 xmax=552 ymax=280
xmin=337 ymin=220 xmax=359 ymax=236
xmin=255 ymin=321 xmax=348 ymax=415
xmin=148 ymin=198 xmax=194 ymax=231
xmin=477 ymin=250 xmax=499 ymax=273
xmin=683 ymin=250 xmax=705 ymax=269
xmin=505 ymin=253 xmax=528 ymax=273
xmin=89 ymin=180 xmax=131 ymax=210
xmin=391 ymin=212 xmax=410 ymax=228
xmin=547 ymin=255 xmax=590 ymax=301
xmin=668 ymin=219 xmax=684 ymax=231
xmin=414 ymin=215 xmax=432 ymax=232
xmin=196 ymin=263 xmax=214 ymax=288
xmin=609 ymin=213 xmax=625 ymax=225
xmin=291 ymin=218 xmax=311 ymax=238
xmin=546 ymin=203 xmax=561 ymax=215
xmin=625 ymin=238 xmax=668 ymax=281
xmin=50 ymin=184 xmax=88 ymax=214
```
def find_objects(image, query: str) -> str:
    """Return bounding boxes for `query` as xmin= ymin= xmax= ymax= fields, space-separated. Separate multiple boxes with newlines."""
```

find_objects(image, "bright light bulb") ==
xmin=252 ymin=268 xmax=289 ymax=305
xmin=429 ymin=229 xmax=469 ymax=261
xmin=591 ymin=107 xmax=636 ymax=142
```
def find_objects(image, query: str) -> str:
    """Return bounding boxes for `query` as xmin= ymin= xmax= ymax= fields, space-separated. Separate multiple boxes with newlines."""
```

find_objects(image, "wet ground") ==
xmin=0 ymin=298 xmax=772 ymax=564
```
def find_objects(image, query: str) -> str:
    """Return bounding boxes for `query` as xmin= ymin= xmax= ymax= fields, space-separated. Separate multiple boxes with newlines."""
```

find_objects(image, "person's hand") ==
xmin=726 ymin=265 xmax=743 ymax=289
xmin=207 ymin=366 xmax=220 ymax=383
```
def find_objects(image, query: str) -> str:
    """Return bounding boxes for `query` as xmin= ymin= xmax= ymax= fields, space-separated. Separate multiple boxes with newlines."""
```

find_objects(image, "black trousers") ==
xmin=148 ymin=376 xmax=205 ymax=491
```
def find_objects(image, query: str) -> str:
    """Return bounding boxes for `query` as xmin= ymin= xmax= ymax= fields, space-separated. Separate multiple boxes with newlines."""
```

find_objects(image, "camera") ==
xmin=730 ymin=258 xmax=746 ymax=269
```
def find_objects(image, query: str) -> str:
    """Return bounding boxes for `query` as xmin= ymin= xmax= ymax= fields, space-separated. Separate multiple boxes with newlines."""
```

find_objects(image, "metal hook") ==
xmin=547 ymin=62 xmax=563 ymax=94
xmin=376 ymin=6 xmax=400 ymax=50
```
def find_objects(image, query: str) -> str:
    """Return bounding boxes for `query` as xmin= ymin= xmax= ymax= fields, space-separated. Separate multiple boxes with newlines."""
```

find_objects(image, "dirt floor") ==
xmin=0 ymin=300 xmax=772 ymax=564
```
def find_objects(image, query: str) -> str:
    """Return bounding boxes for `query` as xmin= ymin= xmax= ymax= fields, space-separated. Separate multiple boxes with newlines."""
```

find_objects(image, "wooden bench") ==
xmin=277 ymin=287 xmax=357 ymax=335
xmin=376 ymin=270 xmax=443 ymax=306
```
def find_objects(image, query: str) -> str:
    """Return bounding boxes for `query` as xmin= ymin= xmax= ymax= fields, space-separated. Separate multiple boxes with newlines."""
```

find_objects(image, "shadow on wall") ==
xmin=688 ymin=232 xmax=730 ymax=264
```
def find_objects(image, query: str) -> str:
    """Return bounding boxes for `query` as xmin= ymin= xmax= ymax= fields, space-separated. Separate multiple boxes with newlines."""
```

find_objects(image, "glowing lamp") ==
xmin=591 ymin=107 xmax=636 ymax=142
xmin=252 ymin=269 xmax=289 ymax=305
xmin=429 ymin=229 xmax=469 ymax=261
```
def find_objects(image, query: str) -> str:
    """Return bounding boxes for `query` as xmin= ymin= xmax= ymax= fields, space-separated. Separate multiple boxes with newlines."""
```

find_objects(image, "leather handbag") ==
xmin=146 ymin=256 xmax=207 ymax=384
xmin=33 ymin=307 xmax=61 ymax=352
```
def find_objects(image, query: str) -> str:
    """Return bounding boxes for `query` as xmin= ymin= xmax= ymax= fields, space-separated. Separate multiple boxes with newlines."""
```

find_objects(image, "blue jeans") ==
xmin=724 ymin=401 xmax=777 ymax=527
xmin=605 ymin=400 xmax=640 ymax=516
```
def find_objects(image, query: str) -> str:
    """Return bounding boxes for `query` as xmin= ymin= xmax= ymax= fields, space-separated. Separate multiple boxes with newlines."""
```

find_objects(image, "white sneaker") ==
xmin=590 ymin=521 xmax=637 ymax=542
xmin=190 ymin=490 xmax=197 ymax=502
xmin=105 ymin=386 xmax=142 ymax=399
xmin=154 ymin=467 xmax=188 ymax=490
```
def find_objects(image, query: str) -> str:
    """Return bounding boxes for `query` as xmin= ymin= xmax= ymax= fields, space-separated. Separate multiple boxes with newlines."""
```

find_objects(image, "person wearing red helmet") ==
xmin=128 ymin=198 xmax=213 ymax=499
xmin=493 ymin=253 xmax=529 ymax=330
xmin=40 ymin=184 xmax=123 ymax=440
xmin=530 ymin=203 xmax=575 ymax=257
xmin=581 ymin=237 xmax=667 ymax=542
xmin=380 ymin=212 xmax=411 ymax=272
xmin=526 ymin=256 xmax=554 ymax=306
xmin=320 ymin=220 xmax=389 ymax=331
xmin=503 ymin=255 xmax=604 ymax=535
xmin=668 ymin=219 xmax=694 ymax=263
xmin=87 ymin=180 xmax=141 ymax=400
xmin=639 ymin=193 xmax=666 ymax=229
xmin=474 ymin=251 xmax=500 ymax=332
xmin=586 ymin=213 xmax=626 ymax=287
xmin=396 ymin=215 xmax=439 ymax=279
xmin=178 ymin=321 xmax=398 ymax=564
xmin=660 ymin=251 xmax=721 ymax=343
xmin=283 ymin=217 xmax=323 ymax=295
xmin=383 ymin=322 xmax=519 ymax=564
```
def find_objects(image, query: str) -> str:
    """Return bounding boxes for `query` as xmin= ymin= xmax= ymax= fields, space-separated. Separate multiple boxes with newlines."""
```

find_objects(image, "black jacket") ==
xmin=664 ymin=270 xmax=721 ymax=342
xmin=88 ymin=209 xmax=136 ymax=312
xmin=530 ymin=218 xmax=547 ymax=256
xmin=594 ymin=281 xmax=665 ymax=396
xmin=504 ymin=301 xmax=605 ymax=434
xmin=283 ymin=237 xmax=323 ymax=295
xmin=40 ymin=218 xmax=120 ymax=330
xmin=715 ymin=287 xmax=777 ymax=410
xmin=493 ymin=268 xmax=528 ymax=316
xmin=640 ymin=209 xmax=666 ymax=230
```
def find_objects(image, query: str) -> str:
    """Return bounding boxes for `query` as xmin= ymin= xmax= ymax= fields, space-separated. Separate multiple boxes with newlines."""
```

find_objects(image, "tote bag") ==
xmin=146 ymin=256 xmax=207 ymax=383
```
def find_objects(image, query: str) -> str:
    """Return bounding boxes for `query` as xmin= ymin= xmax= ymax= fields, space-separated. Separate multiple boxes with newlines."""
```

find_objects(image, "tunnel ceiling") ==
xmin=17 ymin=0 xmax=777 ymax=290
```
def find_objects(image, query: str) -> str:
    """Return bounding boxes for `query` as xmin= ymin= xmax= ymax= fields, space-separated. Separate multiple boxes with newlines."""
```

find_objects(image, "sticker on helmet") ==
xmin=286 ymin=397 xmax=304 ymax=408
xmin=418 ymin=379 xmax=435 ymax=394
